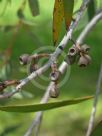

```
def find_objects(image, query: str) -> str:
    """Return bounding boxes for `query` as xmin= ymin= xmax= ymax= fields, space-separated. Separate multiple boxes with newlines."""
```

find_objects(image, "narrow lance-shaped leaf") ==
xmin=17 ymin=9 xmax=24 ymax=20
xmin=53 ymin=0 xmax=64 ymax=46
xmin=87 ymin=0 xmax=96 ymax=21
xmin=17 ymin=0 xmax=26 ymax=20
xmin=0 ymin=96 xmax=93 ymax=113
xmin=53 ymin=0 xmax=74 ymax=45
xmin=62 ymin=0 xmax=74 ymax=29
xmin=17 ymin=0 xmax=35 ymax=26
xmin=28 ymin=0 xmax=39 ymax=16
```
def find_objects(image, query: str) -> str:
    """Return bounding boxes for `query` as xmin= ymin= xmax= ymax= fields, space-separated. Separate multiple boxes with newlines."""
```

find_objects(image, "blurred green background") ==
xmin=0 ymin=0 xmax=102 ymax=136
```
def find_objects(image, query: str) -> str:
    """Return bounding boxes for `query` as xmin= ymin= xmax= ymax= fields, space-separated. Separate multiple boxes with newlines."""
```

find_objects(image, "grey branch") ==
xmin=86 ymin=64 xmax=102 ymax=136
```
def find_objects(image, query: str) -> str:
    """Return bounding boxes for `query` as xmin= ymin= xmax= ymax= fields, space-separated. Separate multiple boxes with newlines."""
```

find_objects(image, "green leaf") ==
xmin=17 ymin=8 xmax=25 ymax=19
xmin=28 ymin=0 xmax=39 ymax=16
xmin=90 ymin=120 xmax=102 ymax=136
xmin=0 ymin=96 xmax=93 ymax=113
xmin=53 ymin=0 xmax=64 ymax=45
xmin=62 ymin=0 xmax=74 ymax=29
xmin=87 ymin=0 xmax=96 ymax=21
xmin=0 ymin=124 xmax=20 ymax=136
xmin=53 ymin=0 xmax=74 ymax=45
xmin=17 ymin=0 xmax=26 ymax=20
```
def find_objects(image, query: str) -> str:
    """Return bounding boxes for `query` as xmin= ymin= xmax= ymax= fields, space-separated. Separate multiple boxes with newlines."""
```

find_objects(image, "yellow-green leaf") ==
xmin=28 ymin=0 xmax=39 ymax=16
xmin=0 ymin=96 xmax=93 ymax=113
xmin=87 ymin=0 xmax=96 ymax=21
xmin=53 ymin=0 xmax=64 ymax=45
xmin=53 ymin=0 xmax=74 ymax=45
xmin=63 ymin=0 xmax=74 ymax=29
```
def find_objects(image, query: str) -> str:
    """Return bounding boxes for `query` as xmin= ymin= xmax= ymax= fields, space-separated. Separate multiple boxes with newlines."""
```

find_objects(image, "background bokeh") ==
xmin=0 ymin=0 xmax=102 ymax=136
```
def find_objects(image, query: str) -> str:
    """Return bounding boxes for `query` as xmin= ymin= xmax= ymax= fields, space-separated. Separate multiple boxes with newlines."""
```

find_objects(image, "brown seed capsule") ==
xmin=50 ymin=85 xmax=59 ymax=98
xmin=65 ymin=46 xmax=79 ymax=65
xmin=19 ymin=54 xmax=30 ymax=65
xmin=68 ymin=46 xmax=78 ymax=57
xmin=65 ymin=55 xmax=76 ymax=65
xmin=78 ymin=54 xmax=91 ymax=67
xmin=81 ymin=44 xmax=90 ymax=53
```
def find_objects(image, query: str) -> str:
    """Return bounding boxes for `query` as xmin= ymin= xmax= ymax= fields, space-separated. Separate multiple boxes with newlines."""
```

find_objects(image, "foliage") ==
xmin=90 ymin=120 xmax=102 ymax=136
xmin=53 ymin=0 xmax=74 ymax=45
xmin=0 ymin=96 xmax=93 ymax=112
xmin=0 ymin=0 xmax=102 ymax=136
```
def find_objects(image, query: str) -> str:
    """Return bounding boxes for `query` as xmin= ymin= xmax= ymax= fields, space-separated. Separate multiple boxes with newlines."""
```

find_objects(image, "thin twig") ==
xmin=26 ymin=11 xmax=102 ymax=136
xmin=86 ymin=64 xmax=102 ymax=136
